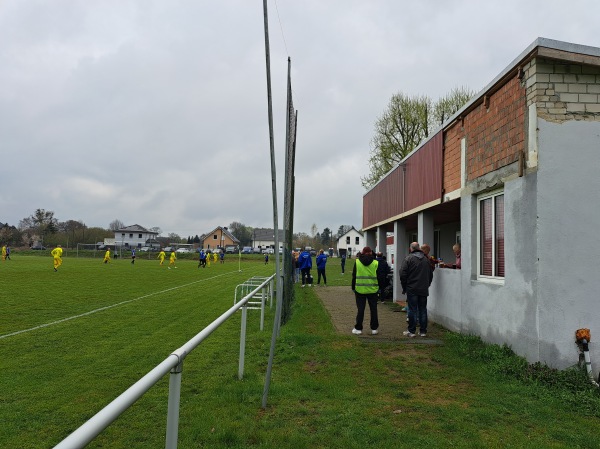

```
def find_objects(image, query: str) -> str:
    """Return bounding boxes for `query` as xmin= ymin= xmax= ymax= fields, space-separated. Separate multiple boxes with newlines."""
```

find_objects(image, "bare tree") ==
xmin=432 ymin=86 xmax=476 ymax=127
xmin=109 ymin=219 xmax=125 ymax=231
xmin=229 ymin=221 xmax=252 ymax=246
xmin=168 ymin=232 xmax=182 ymax=243
xmin=310 ymin=223 xmax=318 ymax=239
xmin=19 ymin=208 xmax=58 ymax=245
xmin=363 ymin=88 xmax=474 ymax=189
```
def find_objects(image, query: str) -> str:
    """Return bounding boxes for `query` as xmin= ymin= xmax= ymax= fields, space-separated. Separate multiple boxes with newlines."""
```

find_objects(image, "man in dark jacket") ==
xmin=375 ymin=252 xmax=391 ymax=303
xmin=400 ymin=242 xmax=433 ymax=337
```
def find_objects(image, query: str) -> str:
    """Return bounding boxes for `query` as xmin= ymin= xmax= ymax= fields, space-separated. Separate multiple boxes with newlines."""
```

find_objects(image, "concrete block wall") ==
xmin=524 ymin=57 xmax=600 ymax=122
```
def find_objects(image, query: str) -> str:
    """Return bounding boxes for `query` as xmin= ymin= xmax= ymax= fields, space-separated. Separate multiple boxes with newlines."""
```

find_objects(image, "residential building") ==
xmin=201 ymin=226 xmax=240 ymax=250
xmin=336 ymin=227 xmax=363 ymax=258
xmin=114 ymin=224 xmax=158 ymax=248
xmin=361 ymin=38 xmax=600 ymax=374
xmin=251 ymin=228 xmax=285 ymax=251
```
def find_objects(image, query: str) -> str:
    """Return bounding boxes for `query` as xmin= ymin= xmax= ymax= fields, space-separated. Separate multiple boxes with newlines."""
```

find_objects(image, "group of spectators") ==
xmin=351 ymin=242 xmax=461 ymax=338
xmin=292 ymin=248 xmax=329 ymax=287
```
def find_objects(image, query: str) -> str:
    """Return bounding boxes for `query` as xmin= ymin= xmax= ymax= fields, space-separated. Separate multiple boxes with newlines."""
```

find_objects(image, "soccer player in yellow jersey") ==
xmin=157 ymin=249 xmax=166 ymax=265
xmin=168 ymin=251 xmax=177 ymax=269
xmin=1 ymin=244 xmax=6 ymax=261
xmin=51 ymin=245 xmax=63 ymax=271
xmin=213 ymin=252 xmax=218 ymax=264
xmin=103 ymin=249 xmax=111 ymax=264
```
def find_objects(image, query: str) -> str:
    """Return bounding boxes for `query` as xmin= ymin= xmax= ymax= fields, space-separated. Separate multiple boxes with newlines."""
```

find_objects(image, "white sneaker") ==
xmin=403 ymin=331 xmax=416 ymax=338
xmin=371 ymin=329 xmax=379 ymax=335
xmin=420 ymin=333 xmax=427 ymax=337
xmin=301 ymin=285 xmax=305 ymax=288
xmin=308 ymin=284 xmax=312 ymax=287
xmin=352 ymin=328 xmax=362 ymax=335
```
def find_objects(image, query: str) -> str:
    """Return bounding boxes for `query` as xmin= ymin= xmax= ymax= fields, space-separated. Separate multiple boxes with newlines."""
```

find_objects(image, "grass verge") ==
xmin=1 ymin=255 xmax=599 ymax=448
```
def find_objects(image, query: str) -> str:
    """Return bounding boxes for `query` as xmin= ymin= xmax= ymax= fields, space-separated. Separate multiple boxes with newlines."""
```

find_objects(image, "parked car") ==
xmin=163 ymin=247 xmax=173 ymax=252
xmin=139 ymin=247 xmax=151 ymax=252
xmin=262 ymin=248 xmax=274 ymax=254
xmin=31 ymin=245 xmax=46 ymax=250
xmin=241 ymin=247 xmax=253 ymax=254
xmin=225 ymin=246 xmax=237 ymax=254
xmin=176 ymin=248 xmax=191 ymax=253
xmin=252 ymin=248 xmax=262 ymax=254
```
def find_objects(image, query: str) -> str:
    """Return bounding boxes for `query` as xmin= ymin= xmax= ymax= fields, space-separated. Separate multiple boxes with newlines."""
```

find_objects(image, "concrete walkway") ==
xmin=314 ymin=286 xmax=443 ymax=344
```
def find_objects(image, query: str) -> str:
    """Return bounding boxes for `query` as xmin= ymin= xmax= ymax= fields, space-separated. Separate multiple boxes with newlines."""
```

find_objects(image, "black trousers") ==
xmin=354 ymin=292 xmax=379 ymax=331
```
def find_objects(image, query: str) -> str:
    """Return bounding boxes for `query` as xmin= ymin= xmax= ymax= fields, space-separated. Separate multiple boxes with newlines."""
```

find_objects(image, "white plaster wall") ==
xmin=429 ymin=174 xmax=540 ymax=365
xmin=536 ymin=118 xmax=600 ymax=372
xmin=428 ymin=268 xmax=462 ymax=331
xmin=430 ymin=119 xmax=600 ymax=374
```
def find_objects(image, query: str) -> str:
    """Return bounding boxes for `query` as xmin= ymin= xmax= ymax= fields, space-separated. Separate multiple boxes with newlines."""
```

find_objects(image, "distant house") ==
xmin=200 ymin=226 xmax=240 ymax=250
xmin=252 ymin=228 xmax=286 ymax=251
xmin=336 ymin=227 xmax=363 ymax=258
xmin=114 ymin=224 xmax=158 ymax=248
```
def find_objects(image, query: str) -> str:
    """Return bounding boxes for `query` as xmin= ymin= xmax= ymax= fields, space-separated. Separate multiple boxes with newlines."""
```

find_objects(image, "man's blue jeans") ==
xmin=407 ymin=293 xmax=428 ymax=334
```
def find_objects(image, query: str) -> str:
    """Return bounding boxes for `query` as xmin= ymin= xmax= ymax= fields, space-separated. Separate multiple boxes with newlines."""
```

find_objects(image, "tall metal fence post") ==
xmin=165 ymin=358 xmax=183 ymax=449
xmin=270 ymin=278 xmax=274 ymax=309
xmin=238 ymin=304 xmax=247 ymax=380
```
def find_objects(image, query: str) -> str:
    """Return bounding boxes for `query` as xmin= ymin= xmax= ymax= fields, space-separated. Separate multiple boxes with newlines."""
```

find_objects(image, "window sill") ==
xmin=474 ymin=276 xmax=505 ymax=286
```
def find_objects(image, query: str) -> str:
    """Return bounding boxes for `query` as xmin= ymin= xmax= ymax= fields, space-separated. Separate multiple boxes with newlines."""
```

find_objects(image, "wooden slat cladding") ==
xmin=363 ymin=131 xmax=443 ymax=229
xmin=405 ymin=132 xmax=443 ymax=211
xmin=362 ymin=163 xmax=404 ymax=229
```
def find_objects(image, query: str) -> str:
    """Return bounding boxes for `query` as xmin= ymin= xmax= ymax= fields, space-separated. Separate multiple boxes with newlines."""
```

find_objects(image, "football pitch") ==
xmin=1 ymin=254 xmax=277 ymax=448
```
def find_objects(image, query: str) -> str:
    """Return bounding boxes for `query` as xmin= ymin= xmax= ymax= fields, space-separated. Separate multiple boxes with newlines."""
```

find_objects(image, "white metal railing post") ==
xmin=260 ymin=287 xmax=266 ymax=331
xmin=238 ymin=304 xmax=247 ymax=380
xmin=270 ymin=278 xmax=274 ymax=308
xmin=165 ymin=357 xmax=184 ymax=449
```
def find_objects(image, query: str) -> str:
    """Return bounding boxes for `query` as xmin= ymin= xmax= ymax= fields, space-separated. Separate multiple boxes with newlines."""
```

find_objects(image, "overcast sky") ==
xmin=2 ymin=1 xmax=599 ymax=238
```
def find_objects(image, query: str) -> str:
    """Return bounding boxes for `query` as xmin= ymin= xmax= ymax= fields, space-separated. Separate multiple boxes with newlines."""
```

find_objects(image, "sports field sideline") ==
xmin=1 ymin=254 xmax=277 ymax=447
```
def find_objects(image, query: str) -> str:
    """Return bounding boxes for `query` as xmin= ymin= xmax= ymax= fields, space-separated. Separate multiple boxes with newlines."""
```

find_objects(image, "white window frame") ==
xmin=477 ymin=189 xmax=505 ymax=283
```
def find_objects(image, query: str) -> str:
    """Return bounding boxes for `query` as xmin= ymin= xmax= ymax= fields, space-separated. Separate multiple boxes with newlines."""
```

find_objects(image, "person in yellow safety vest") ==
xmin=350 ymin=246 xmax=380 ymax=336
xmin=168 ymin=250 xmax=177 ymax=269
xmin=51 ymin=245 xmax=63 ymax=272
xmin=103 ymin=249 xmax=111 ymax=264
xmin=157 ymin=249 xmax=166 ymax=265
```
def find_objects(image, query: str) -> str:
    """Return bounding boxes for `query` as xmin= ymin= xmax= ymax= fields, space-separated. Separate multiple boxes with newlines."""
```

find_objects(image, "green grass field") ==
xmin=2 ymin=254 xmax=600 ymax=448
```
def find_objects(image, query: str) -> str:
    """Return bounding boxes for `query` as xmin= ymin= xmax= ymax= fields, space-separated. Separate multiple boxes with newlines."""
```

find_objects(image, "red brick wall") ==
xmin=443 ymin=76 xmax=526 ymax=192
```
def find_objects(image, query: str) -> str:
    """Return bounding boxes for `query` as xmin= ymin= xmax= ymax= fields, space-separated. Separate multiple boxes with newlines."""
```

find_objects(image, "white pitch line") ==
xmin=0 ymin=268 xmax=254 ymax=340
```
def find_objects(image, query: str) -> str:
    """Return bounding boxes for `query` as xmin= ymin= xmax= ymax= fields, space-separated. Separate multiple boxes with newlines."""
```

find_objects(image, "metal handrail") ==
xmin=54 ymin=274 xmax=275 ymax=449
